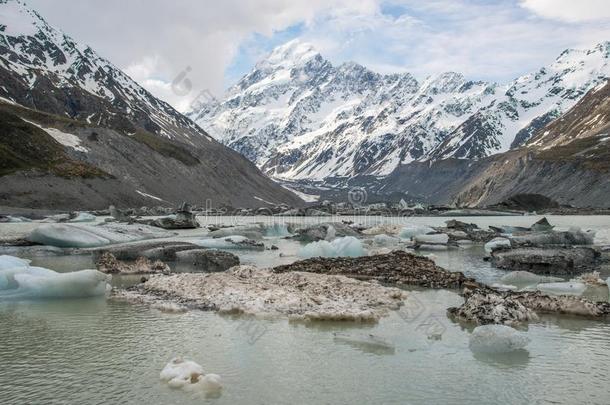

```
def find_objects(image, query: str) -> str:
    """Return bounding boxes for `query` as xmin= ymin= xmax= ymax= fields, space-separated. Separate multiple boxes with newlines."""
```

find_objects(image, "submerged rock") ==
xmin=510 ymin=230 xmax=595 ymax=247
xmin=448 ymin=289 xmax=538 ymax=325
xmin=274 ymin=250 xmax=479 ymax=289
xmin=96 ymin=252 xmax=170 ymax=275
xmin=499 ymin=271 xmax=563 ymax=286
xmin=449 ymin=287 xmax=610 ymax=324
xmin=469 ymin=325 xmax=530 ymax=354
xmin=174 ymin=249 xmax=240 ymax=272
xmin=118 ymin=265 xmax=406 ymax=322
xmin=536 ymin=281 xmax=587 ymax=296
xmin=491 ymin=247 xmax=600 ymax=274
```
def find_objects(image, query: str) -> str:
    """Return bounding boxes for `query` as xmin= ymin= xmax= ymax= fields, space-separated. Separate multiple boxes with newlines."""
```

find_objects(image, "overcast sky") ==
xmin=27 ymin=0 xmax=610 ymax=112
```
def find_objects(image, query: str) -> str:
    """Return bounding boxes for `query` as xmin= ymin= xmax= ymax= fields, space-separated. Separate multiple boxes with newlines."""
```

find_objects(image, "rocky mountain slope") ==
xmin=371 ymin=80 xmax=610 ymax=208
xmin=0 ymin=0 xmax=301 ymax=209
xmin=189 ymin=40 xmax=610 ymax=183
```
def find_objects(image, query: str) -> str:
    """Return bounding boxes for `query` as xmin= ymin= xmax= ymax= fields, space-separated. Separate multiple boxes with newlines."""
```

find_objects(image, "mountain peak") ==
xmin=0 ymin=0 xmax=43 ymax=37
xmin=257 ymin=39 xmax=320 ymax=69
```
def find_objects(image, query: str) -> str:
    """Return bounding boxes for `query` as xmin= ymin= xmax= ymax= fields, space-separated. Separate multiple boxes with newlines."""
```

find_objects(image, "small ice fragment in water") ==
xmin=414 ymin=233 xmax=449 ymax=245
xmin=469 ymin=325 xmax=530 ymax=354
xmin=299 ymin=236 xmax=365 ymax=258
xmin=373 ymin=234 xmax=400 ymax=247
xmin=500 ymin=271 xmax=563 ymax=286
xmin=484 ymin=237 xmax=511 ymax=254
xmin=160 ymin=358 xmax=221 ymax=392
xmin=536 ymin=281 xmax=587 ymax=296
xmin=0 ymin=256 xmax=109 ymax=299
xmin=399 ymin=225 xmax=435 ymax=240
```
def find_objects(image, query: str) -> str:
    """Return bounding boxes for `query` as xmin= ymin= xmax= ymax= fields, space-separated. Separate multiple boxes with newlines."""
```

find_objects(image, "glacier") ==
xmin=0 ymin=256 xmax=109 ymax=299
xmin=469 ymin=325 xmax=530 ymax=354
xmin=299 ymin=236 xmax=365 ymax=259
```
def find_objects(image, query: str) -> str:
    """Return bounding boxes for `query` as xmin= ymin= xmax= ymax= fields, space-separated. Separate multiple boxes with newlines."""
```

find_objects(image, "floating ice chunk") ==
xmin=27 ymin=223 xmax=172 ymax=248
xmin=0 ymin=265 xmax=56 ymax=290
xmin=0 ymin=255 xmax=30 ymax=270
xmin=469 ymin=325 xmax=530 ymax=354
xmin=399 ymin=225 xmax=435 ymax=240
xmin=28 ymin=224 xmax=110 ymax=248
xmin=484 ymin=237 xmax=511 ymax=254
xmin=193 ymin=235 xmax=262 ymax=250
xmin=264 ymin=223 xmax=292 ymax=237
xmin=417 ymin=244 xmax=448 ymax=251
xmin=362 ymin=224 xmax=402 ymax=236
xmin=414 ymin=233 xmax=449 ymax=245
xmin=373 ymin=234 xmax=400 ymax=247
xmin=0 ymin=266 xmax=109 ymax=299
xmin=299 ymin=236 xmax=365 ymax=258
xmin=490 ymin=283 xmax=518 ymax=291
xmin=500 ymin=271 xmax=563 ymax=286
xmin=160 ymin=358 xmax=221 ymax=392
xmin=1 ymin=216 xmax=31 ymax=223
xmin=67 ymin=212 xmax=96 ymax=223
xmin=537 ymin=281 xmax=587 ymax=296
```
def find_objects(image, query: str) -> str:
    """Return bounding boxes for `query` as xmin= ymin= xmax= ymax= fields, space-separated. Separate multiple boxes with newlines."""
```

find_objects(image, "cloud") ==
xmin=27 ymin=0 xmax=377 ymax=111
xmin=520 ymin=0 xmax=610 ymax=23
xmin=25 ymin=0 xmax=610 ymax=111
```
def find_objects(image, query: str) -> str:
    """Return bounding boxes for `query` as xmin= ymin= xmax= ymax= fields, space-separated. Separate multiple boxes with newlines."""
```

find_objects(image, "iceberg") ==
xmin=0 ymin=255 xmax=30 ymax=270
xmin=264 ymin=223 xmax=292 ymax=237
xmin=27 ymin=223 xmax=173 ymax=248
xmin=537 ymin=281 xmax=587 ymax=296
xmin=0 ymin=257 xmax=109 ymax=299
xmin=398 ymin=225 xmax=435 ymax=240
xmin=469 ymin=325 xmax=530 ymax=354
xmin=414 ymin=233 xmax=449 ymax=245
xmin=484 ymin=237 xmax=511 ymax=254
xmin=160 ymin=358 xmax=222 ymax=392
xmin=500 ymin=271 xmax=563 ymax=286
xmin=299 ymin=236 xmax=365 ymax=259
xmin=373 ymin=234 xmax=400 ymax=247
xmin=67 ymin=212 xmax=96 ymax=223
xmin=193 ymin=235 xmax=264 ymax=250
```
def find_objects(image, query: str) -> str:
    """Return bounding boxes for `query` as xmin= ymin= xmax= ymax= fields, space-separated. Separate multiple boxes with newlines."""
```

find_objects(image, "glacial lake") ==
xmin=1 ymin=215 xmax=610 ymax=404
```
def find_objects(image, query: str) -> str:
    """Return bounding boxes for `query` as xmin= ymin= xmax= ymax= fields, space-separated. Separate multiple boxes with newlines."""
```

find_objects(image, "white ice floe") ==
xmin=500 ymin=271 xmax=563 ymax=286
xmin=264 ymin=223 xmax=292 ymax=237
xmin=469 ymin=325 xmax=530 ymax=354
xmin=27 ymin=223 xmax=173 ymax=248
xmin=373 ymin=234 xmax=400 ymax=247
xmin=398 ymin=225 xmax=435 ymax=240
xmin=484 ymin=237 xmax=511 ymax=254
xmin=299 ymin=236 xmax=365 ymax=258
xmin=414 ymin=233 xmax=449 ymax=245
xmin=160 ymin=358 xmax=222 ymax=392
xmin=536 ymin=281 xmax=587 ymax=296
xmin=0 ymin=257 xmax=109 ymax=299
xmin=67 ymin=212 xmax=96 ymax=223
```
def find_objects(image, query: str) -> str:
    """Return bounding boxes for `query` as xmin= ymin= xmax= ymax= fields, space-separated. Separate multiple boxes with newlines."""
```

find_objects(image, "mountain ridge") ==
xmin=190 ymin=39 xmax=610 ymax=183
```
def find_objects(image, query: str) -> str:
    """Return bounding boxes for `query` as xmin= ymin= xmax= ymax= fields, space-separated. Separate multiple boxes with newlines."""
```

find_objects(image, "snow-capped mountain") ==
xmin=0 ymin=0 xmax=302 ymax=209
xmin=0 ymin=0 xmax=204 ymax=142
xmin=189 ymin=39 xmax=610 ymax=181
